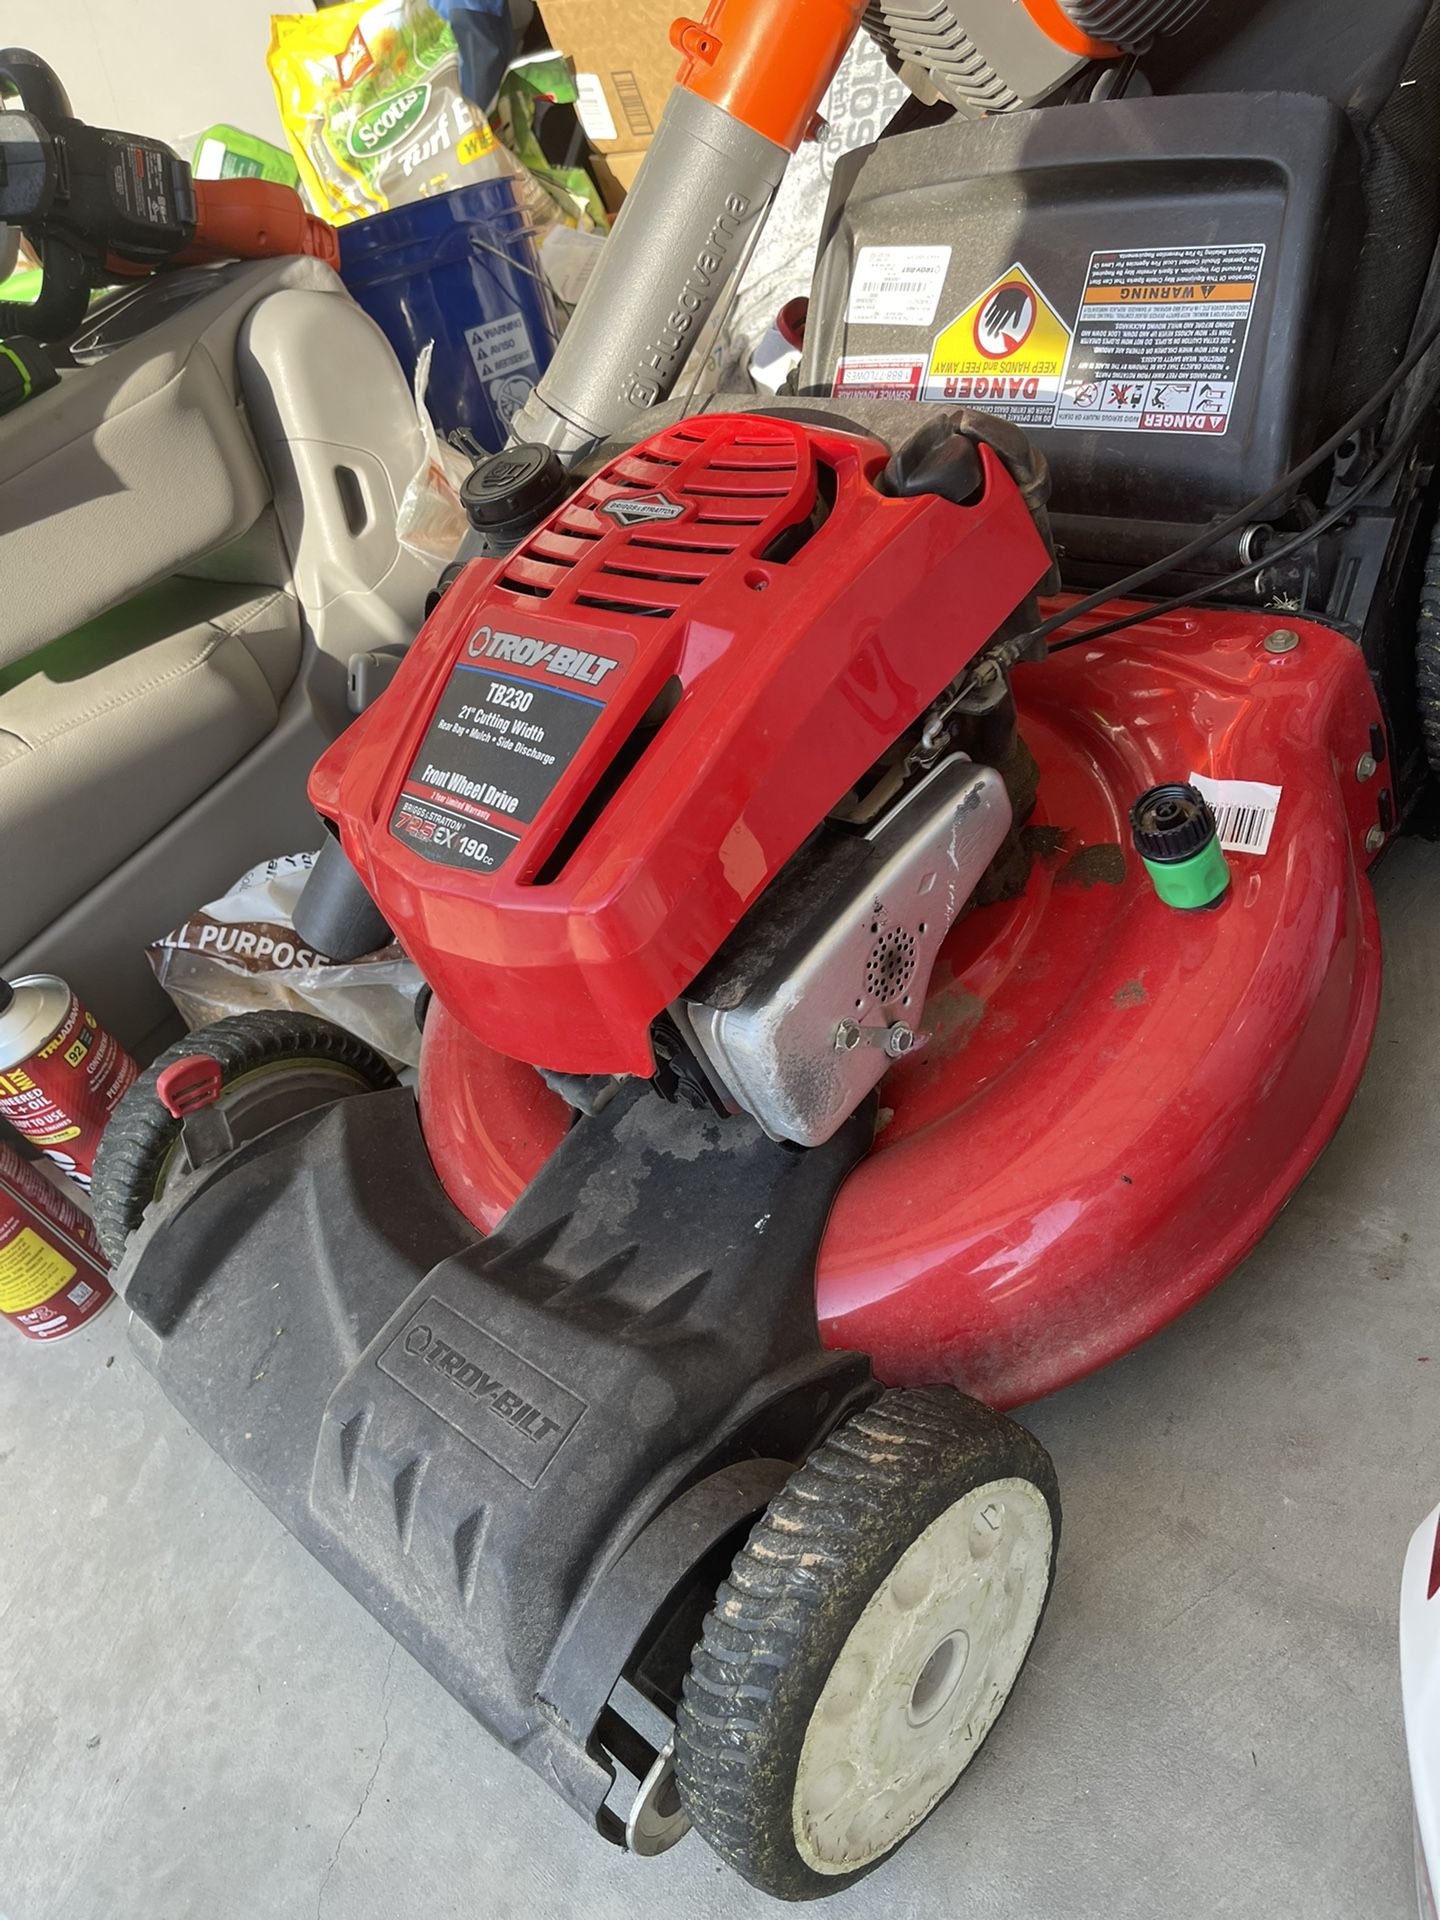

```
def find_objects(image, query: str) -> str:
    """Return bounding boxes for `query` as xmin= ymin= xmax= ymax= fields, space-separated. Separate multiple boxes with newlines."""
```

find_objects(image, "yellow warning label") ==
xmin=923 ymin=263 xmax=1072 ymax=428
xmin=0 ymin=1227 xmax=74 ymax=1313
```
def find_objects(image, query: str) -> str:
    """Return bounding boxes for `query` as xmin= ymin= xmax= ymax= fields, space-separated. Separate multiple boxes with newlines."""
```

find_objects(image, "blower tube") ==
xmin=507 ymin=0 xmax=868 ymax=463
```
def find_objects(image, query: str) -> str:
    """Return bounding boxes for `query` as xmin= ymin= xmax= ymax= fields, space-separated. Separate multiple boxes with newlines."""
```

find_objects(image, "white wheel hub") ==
xmin=792 ymin=1475 xmax=1053 ymax=1875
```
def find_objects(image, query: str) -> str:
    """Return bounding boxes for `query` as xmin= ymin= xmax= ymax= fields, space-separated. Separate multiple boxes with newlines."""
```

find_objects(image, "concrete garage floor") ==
xmin=3 ymin=843 xmax=1438 ymax=1920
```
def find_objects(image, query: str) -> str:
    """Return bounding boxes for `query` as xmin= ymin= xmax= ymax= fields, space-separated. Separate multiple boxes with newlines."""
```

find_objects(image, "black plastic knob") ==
xmin=460 ymin=442 xmax=568 ymax=548
xmin=1130 ymin=783 xmax=1217 ymax=865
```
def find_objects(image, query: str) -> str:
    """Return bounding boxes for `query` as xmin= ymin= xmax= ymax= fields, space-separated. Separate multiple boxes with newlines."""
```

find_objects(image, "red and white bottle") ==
xmin=0 ymin=1141 xmax=112 ymax=1340
xmin=0 ymin=975 xmax=137 ymax=1190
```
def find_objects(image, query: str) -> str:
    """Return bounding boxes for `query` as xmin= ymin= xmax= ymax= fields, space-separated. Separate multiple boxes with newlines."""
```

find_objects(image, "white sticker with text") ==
xmin=847 ymin=246 xmax=952 ymax=328
xmin=574 ymin=73 xmax=618 ymax=143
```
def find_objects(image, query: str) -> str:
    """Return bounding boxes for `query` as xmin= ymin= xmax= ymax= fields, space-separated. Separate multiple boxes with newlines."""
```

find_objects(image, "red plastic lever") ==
xmin=155 ymin=1055 xmax=224 ymax=1119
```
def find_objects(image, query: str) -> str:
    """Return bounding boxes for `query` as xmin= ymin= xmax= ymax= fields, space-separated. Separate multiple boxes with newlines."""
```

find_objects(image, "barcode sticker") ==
xmin=1188 ymin=772 xmax=1283 ymax=857
xmin=67 ymin=1280 xmax=94 ymax=1306
xmin=847 ymin=246 xmax=952 ymax=328
xmin=574 ymin=73 xmax=618 ymax=144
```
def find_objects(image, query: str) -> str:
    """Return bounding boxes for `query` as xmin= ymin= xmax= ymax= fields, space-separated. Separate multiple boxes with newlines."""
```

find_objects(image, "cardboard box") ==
xmin=537 ymin=0 xmax=680 ymax=156
xmin=588 ymin=146 xmax=646 ymax=218
xmin=598 ymin=148 xmax=647 ymax=197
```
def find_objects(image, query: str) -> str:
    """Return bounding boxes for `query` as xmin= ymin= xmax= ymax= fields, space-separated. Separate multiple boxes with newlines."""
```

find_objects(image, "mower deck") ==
xmin=418 ymin=610 xmax=1386 ymax=1407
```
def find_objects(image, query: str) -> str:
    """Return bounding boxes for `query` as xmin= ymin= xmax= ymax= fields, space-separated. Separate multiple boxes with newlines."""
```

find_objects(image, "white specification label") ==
xmin=1189 ymin=772 xmax=1282 ymax=857
xmin=846 ymin=245 xmax=952 ymax=328
xmin=573 ymin=72 xmax=618 ymax=143
xmin=1054 ymin=244 xmax=1265 ymax=437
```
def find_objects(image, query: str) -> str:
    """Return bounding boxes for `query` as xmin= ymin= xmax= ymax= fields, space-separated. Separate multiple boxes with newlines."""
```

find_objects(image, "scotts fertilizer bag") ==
xmin=268 ymin=0 xmax=510 ymax=223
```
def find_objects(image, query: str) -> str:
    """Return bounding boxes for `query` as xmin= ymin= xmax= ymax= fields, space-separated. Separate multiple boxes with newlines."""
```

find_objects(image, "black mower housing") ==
xmin=118 ymin=1084 xmax=875 ymax=1838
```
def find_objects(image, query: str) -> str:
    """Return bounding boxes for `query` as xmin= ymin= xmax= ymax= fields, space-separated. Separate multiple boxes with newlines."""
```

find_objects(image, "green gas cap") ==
xmin=1131 ymin=783 xmax=1231 ymax=911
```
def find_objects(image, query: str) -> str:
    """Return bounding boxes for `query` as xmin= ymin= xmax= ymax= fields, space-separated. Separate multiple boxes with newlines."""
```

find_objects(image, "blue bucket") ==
xmin=339 ymin=177 xmax=558 ymax=451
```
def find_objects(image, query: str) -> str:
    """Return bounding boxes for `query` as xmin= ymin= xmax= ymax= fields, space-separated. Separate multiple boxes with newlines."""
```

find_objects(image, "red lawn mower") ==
xmin=96 ymin=0 xmax=1440 ymax=1899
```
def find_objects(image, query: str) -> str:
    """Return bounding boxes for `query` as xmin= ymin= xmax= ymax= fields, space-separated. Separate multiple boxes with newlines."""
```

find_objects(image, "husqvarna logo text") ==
xmin=466 ymin=623 xmax=619 ymax=687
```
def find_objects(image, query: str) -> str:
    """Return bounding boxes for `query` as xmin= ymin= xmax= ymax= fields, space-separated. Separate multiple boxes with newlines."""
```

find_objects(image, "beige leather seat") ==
xmin=0 ymin=576 xmax=301 ymax=953
xmin=0 ymin=256 xmax=436 ymax=1047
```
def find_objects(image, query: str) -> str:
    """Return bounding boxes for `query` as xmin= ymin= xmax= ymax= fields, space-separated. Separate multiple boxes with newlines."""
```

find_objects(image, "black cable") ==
xmin=1021 ymin=304 xmax=1440 ymax=650
xmin=1045 ymin=409 xmax=1424 ymax=654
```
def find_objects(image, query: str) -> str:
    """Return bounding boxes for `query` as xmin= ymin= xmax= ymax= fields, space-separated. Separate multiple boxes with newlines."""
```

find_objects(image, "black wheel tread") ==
xmin=92 ymin=1009 xmax=396 ymax=1261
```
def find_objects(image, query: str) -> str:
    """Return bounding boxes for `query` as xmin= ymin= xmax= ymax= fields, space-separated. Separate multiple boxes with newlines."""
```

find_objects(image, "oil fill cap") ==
xmin=461 ymin=442 xmax=567 ymax=536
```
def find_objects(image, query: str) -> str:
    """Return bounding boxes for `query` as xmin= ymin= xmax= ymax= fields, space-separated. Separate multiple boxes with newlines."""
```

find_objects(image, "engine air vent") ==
xmin=865 ymin=926 xmax=919 ymax=1004
xmin=1063 ymin=0 xmax=1210 ymax=40
xmin=498 ymin=417 xmax=815 ymax=609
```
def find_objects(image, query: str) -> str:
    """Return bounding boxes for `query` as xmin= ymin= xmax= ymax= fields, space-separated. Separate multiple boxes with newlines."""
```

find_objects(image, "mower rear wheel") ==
xmin=674 ymin=1387 xmax=1059 ymax=1900
xmin=91 ymin=1010 xmax=397 ymax=1262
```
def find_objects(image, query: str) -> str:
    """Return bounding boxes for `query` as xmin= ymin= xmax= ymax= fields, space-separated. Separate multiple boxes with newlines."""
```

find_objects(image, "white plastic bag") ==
xmin=146 ymin=852 xmax=423 ymax=1068
xmin=395 ymin=340 xmax=472 ymax=563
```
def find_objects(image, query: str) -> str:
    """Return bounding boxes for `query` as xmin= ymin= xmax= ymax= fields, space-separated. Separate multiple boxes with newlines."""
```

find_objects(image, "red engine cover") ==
xmin=311 ymin=413 xmax=1052 ymax=1075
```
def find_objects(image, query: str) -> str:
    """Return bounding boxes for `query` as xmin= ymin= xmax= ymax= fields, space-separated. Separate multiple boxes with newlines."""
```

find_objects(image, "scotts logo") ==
xmin=599 ymin=492 xmax=688 ymax=528
xmin=467 ymin=623 xmax=620 ymax=688
xmin=403 ymin=1323 xmax=565 ymax=1445
xmin=346 ymin=83 xmax=431 ymax=157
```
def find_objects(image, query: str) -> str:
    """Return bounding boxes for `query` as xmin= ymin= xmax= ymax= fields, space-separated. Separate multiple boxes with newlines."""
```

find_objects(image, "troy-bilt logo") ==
xmin=467 ymin=622 xmax=619 ymax=688
xmin=347 ymin=83 xmax=431 ymax=156
xmin=403 ymin=1323 xmax=565 ymax=1446
xmin=599 ymin=491 xmax=688 ymax=528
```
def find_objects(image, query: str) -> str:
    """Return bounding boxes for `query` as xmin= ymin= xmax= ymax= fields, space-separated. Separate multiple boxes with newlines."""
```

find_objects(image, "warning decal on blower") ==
xmin=922 ymin=263 xmax=1073 ymax=428
xmin=1054 ymin=244 xmax=1266 ymax=437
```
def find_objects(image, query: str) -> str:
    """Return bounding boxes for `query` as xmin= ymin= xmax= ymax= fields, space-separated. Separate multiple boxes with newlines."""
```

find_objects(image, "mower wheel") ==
xmin=91 ymin=1010 xmax=397 ymax=1262
xmin=675 ymin=1387 xmax=1059 ymax=1901
xmin=1418 ymin=518 xmax=1440 ymax=776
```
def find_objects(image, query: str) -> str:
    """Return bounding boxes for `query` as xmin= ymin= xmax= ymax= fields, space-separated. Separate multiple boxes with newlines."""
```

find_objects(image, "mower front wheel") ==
xmin=92 ymin=1010 xmax=397 ymax=1262
xmin=675 ymin=1387 xmax=1059 ymax=1900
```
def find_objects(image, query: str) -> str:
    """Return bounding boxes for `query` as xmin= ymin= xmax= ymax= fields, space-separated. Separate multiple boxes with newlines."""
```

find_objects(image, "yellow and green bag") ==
xmin=268 ymin=0 xmax=508 ymax=223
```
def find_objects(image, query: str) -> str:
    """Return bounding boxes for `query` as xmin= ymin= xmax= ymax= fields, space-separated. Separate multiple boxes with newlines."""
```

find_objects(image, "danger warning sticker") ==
xmin=832 ymin=354 xmax=927 ymax=402
xmin=1053 ymin=244 xmax=1265 ymax=437
xmin=922 ymin=263 xmax=1072 ymax=428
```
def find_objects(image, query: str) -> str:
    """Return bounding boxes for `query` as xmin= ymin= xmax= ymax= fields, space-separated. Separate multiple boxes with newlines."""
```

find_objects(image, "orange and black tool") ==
xmin=0 ymin=46 xmax=334 ymax=343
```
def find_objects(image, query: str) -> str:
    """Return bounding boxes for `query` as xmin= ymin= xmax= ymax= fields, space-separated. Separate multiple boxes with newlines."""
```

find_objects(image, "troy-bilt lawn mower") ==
xmin=94 ymin=0 xmax=1440 ymax=1899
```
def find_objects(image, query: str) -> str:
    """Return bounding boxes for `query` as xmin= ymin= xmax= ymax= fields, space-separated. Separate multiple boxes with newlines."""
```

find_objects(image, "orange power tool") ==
xmin=0 ymin=46 xmax=334 ymax=343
